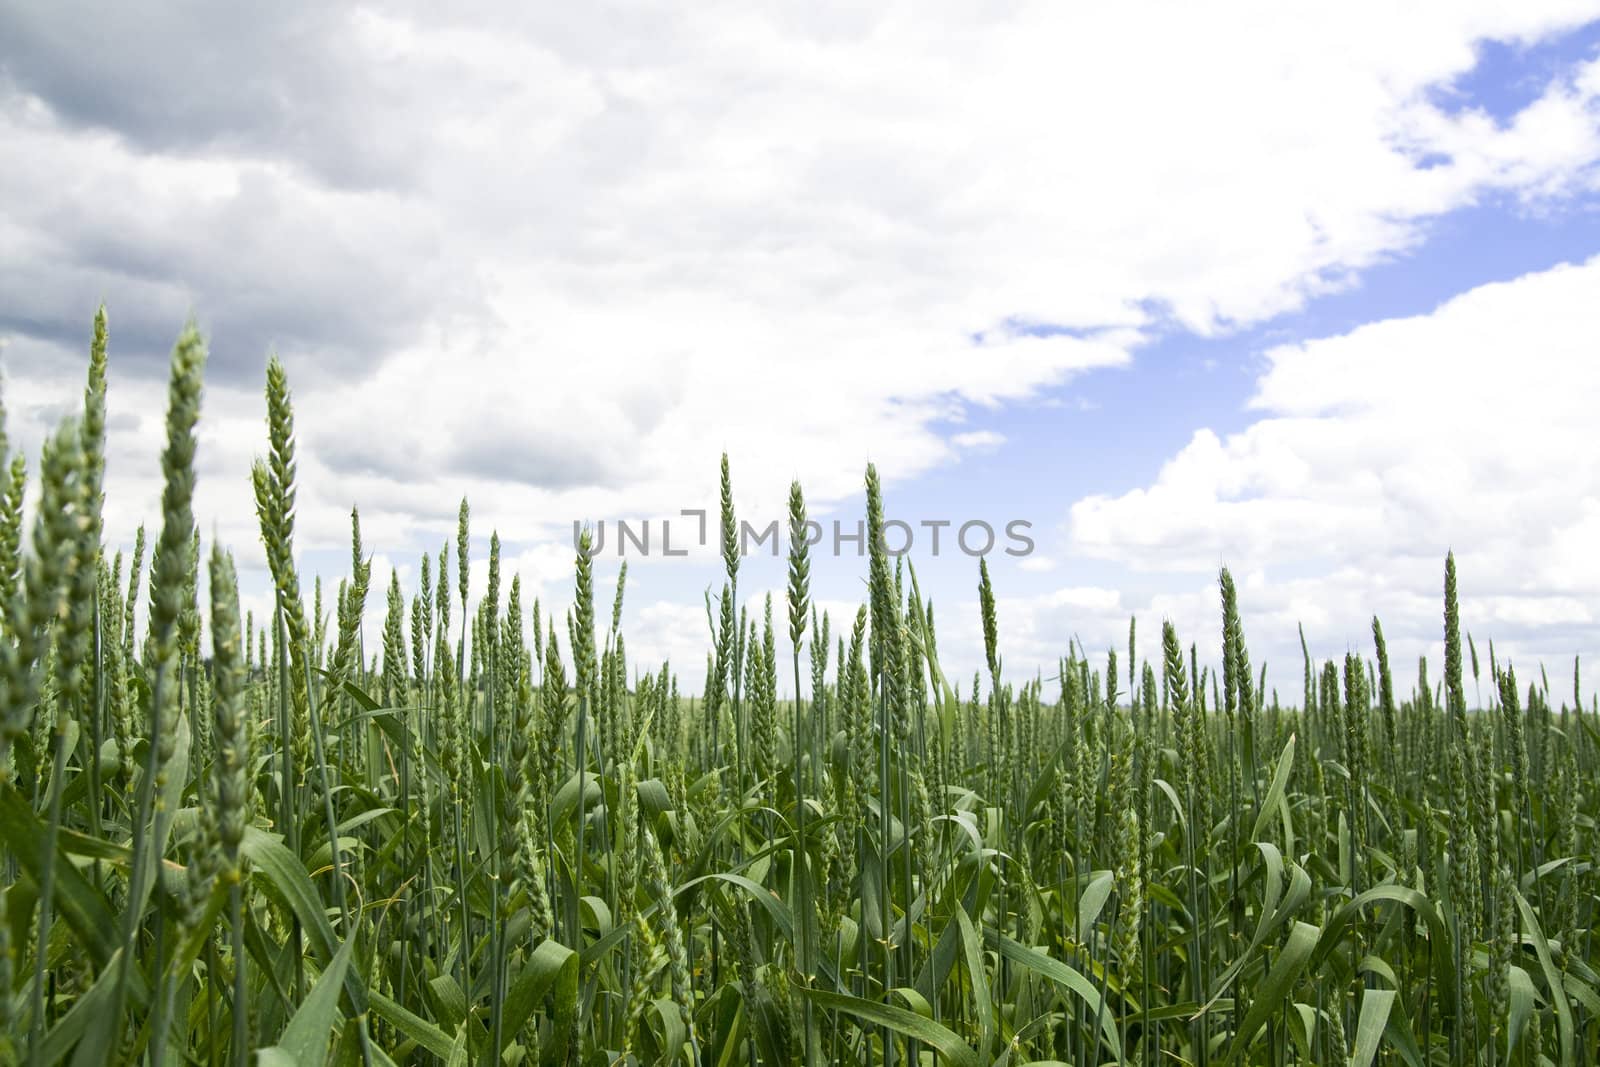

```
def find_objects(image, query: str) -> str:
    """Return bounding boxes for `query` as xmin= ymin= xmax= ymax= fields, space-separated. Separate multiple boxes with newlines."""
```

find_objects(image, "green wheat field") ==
xmin=1 ymin=312 xmax=1595 ymax=1066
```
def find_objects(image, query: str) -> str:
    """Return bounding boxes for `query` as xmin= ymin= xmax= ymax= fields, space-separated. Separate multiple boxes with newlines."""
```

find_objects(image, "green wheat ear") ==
xmin=383 ymin=568 xmax=407 ymax=703
xmin=457 ymin=496 xmax=470 ymax=610
xmin=204 ymin=544 xmax=251 ymax=879
xmin=786 ymin=480 xmax=810 ymax=649
xmin=42 ymin=308 xmax=109 ymax=726
xmin=573 ymin=527 xmax=597 ymax=698
xmin=147 ymin=322 xmax=206 ymax=759
xmin=252 ymin=353 xmax=311 ymax=771
xmin=0 ymin=420 xmax=83 ymax=780
xmin=978 ymin=556 xmax=999 ymax=684
xmin=413 ymin=550 xmax=432 ymax=686
xmin=611 ymin=559 xmax=627 ymax=634
xmin=0 ymin=451 xmax=26 ymax=617
xmin=1106 ymin=647 xmax=1119 ymax=709
xmin=865 ymin=462 xmax=893 ymax=682
xmin=1221 ymin=568 xmax=1259 ymax=810
xmin=1467 ymin=630 xmax=1481 ymax=693
xmin=81 ymin=305 xmax=108 ymax=518
xmin=1443 ymin=551 xmax=1463 ymax=711
xmin=123 ymin=523 xmax=145 ymax=654
xmin=1372 ymin=614 xmax=1397 ymax=769
xmin=719 ymin=452 xmax=738 ymax=583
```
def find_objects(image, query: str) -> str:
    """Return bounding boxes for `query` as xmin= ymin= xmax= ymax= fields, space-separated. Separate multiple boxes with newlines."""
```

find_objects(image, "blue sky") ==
xmin=1443 ymin=19 xmax=1600 ymax=121
xmin=2 ymin=3 xmax=1599 ymax=699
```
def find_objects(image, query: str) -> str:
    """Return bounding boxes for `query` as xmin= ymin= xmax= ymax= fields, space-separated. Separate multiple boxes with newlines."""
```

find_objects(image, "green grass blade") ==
xmin=261 ymin=934 xmax=355 ymax=1067
xmin=1222 ymin=920 xmax=1318 ymax=1063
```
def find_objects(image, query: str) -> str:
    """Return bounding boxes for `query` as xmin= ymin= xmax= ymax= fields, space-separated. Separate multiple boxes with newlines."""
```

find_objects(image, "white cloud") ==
xmin=951 ymin=430 xmax=1005 ymax=452
xmin=7 ymin=5 xmax=1600 ymax=545
xmin=6 ymin=4 xmax=1600 ymax=691
xmin=1067 ymin=255 xmax=1600 ymax=689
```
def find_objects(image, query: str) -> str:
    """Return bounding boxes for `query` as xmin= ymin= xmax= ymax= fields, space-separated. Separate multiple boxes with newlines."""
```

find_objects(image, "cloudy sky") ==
xmin=3 ymin=2 xmax=1599 ymax=700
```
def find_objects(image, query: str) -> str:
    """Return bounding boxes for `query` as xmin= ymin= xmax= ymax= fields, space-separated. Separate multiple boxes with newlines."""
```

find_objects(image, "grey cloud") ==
xmin=0 ymin=2 xmax=425 ymax=192
xmin=380 ymin=2 xmax=686 ymax=68
xmin=310 ymin=357 xmax=684 ymax=488
xmin=0 ymin=249 xmax=455 ymax=389
xmin=314 ymin=418 xmax=633 ymax=492
xmin=0 ymin=118 xmax=472 ymax=387
xmin=446 ymin=430 xmax=632 ymax=490
xmin=312 ymin=432 xmax=429 ymax=483
xmin=0 ymin=2 xmax=695 ymax=201
xmin=1 ymin=0 xmax=915 ymax=357
xmin=0 ymin=5 xmax=622 ymax=394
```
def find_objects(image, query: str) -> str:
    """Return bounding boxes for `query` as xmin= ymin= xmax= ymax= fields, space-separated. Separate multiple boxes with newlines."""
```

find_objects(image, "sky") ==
xmin=2 ymin=2 xmax=1599 ymax=702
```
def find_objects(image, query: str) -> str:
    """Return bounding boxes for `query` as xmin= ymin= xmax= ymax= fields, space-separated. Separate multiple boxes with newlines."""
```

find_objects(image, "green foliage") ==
xmin=0 ymin=312 xmax=1596 ymax=1066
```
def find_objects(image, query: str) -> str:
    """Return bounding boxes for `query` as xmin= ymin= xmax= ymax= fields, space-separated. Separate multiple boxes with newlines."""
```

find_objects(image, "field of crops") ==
xmin=0 ymin=315 xmax=1596 ymax=1066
